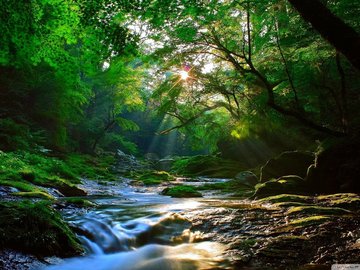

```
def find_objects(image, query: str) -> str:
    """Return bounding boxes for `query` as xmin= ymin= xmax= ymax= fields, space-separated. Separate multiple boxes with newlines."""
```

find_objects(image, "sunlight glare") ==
xmin=179 ymin=70 xmax=189 ymax=80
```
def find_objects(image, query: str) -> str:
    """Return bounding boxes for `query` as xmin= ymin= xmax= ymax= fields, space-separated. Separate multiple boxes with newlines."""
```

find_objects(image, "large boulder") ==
xmin=260 ymin=151 xmax=315 ymax=183
xmin=57 ymin=183 xmax=87 ymax=197
xmin=234 ymin=171 xmax=258 ymax=187
xmin=155 ymin=158 xmax=175 ymax=172
xmin=253 ymin=175 xmax=310 ymax=198
xmin=0 ymin=201 xmax=82 ymax=257
xmin=306 ymin=136 xmax=360 ymax=194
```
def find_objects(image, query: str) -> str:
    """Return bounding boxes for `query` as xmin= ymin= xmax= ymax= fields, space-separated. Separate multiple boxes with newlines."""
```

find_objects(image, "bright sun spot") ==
xmin=179 ymin=70 xmax=189 ymax=80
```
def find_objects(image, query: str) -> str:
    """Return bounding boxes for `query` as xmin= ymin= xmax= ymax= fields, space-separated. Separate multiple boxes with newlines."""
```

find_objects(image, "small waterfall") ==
xmin=42 ymin=178 xmax=231 ymax=270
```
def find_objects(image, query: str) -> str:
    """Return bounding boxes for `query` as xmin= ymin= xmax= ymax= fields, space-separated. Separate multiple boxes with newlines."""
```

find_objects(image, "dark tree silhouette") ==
xmin=288 ymin=0 xmax=360 ymax=70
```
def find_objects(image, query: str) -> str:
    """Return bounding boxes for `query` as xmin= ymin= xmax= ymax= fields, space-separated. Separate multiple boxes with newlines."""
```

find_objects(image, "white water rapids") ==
xmin=41 ymin=178 xmax=231 ymax=270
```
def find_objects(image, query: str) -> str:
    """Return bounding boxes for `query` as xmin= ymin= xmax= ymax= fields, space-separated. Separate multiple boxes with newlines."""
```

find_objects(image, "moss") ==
xmin=197 ymin=182 xmax=229 ymax=191
xmin=171 ymin=155 xmax=244 ymax=178
xmin=65 ymin=153 xmax=117 ymax=181
xmin=253 ymin=176 xmax=309 ymax=198
xmin=0 ymin=201 xmax=83 ymax=257
xmin=197 ymin=180 xmax=254 ymax=197
xmin=257 ymin=194 xmax=312 ymax=204
xmin=161 ymin=185 xmax=202 ymax=198
xmin=0 ymin=179 xmax=40 ymax=192
xmin=137 ymin=171 xmax=175 ymax=185
xmin=287 ymin=206 xmax=351 ymax=216
xmin=14 ymin=191 xmax=54 ymax=200
xmin=236 ymin=238 xmax=257 ymax=252
xmin=0 ymin=151 xmax=117 ymax=194
xmin=61 ymin=197 xmax=95 ymax=207
xmin=317 ymin=193 xmax=360 ymax=209
xmin=0 ymin=151 xmax=80 ymax=186
xmin=288 ymin=216 xmax=330 ymax=227
xmin=272 ymin=202 xmax=312 ymax=208
xmin=18 ymin=168 xmax=36 ymax=181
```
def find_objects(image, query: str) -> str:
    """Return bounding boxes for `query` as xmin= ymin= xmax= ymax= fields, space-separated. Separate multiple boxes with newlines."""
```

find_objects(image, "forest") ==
xmin=0 ymin=0 xmax=360 ymax=269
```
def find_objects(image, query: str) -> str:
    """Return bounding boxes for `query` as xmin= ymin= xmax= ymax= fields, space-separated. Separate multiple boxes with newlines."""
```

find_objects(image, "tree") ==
xmin=136 ymin=0 xmax=360 ymax=143
xmin=288 ymin=0 xmax=360 ymax=71
xmin=0 ymin=0 xmax=143 ymax=151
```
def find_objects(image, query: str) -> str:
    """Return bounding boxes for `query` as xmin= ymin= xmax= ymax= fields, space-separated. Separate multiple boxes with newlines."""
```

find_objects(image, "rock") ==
xmin=114 ymin=149 xmax=144 ymax=173
xmin=0 ymin=201 xmax=83 ymax=257
xmin=317 ymin=193 xmax=360 ymax=210
xmin=306 ymin=136 xmax=360 ymax=193
xmin=137 ymin=171 xmax=175 ymax=186
xmin=260 ymin=151 xmax=315 ymax=183
xmin=234 ymin=171 xmax=258 ymax=187
xmin=143 ymin=152 xmax=160 ymax=161
xmin=161 ymin=185 xmax=202 ymax=198
xmin=257 ymin=194 xmax=312 ymax=204
xmin=155 ymin=158 xmax=175 ymax=171
xmin=0 ymin=249 xmax=47 ymax=270
xmin=57 ymin=183 xmax=87 ymax=197
xmin=286 ymin=205 xmax=351 ymax=216
xmin=253 ymin=175 xmax=310 ymax=198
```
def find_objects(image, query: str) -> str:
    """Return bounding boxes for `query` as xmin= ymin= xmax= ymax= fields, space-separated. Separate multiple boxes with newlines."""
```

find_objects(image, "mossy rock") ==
xmin=306 ymin=136 xmax=360 ymax=193
xmin=13 ymin=191 xmax=54 ymax=200
xmin=161 ymin=185 xmax=202 ymax=198
xmin=317 ymin=193 xmax=360 ymax=210
xmin=287 ymin=206 xmax=351 ymax=216
xmin=288 ymin=216 xmax=331 ymax=227
xmin=257 ymin=235 xmax=309 ymax=259
xmin=272 ymin=202 xmax=313 ymax=208
xmin=234 ymin=171 xmax=258 ymax=187
xmin=253 ymin=176 xmax=309 ymax=199
xmin=137 ymin=171 xmax=175 ymax=185
xmin=56 ymin=181 xmax=87 ymax=197
xmin=18 ymin=168 xmax=36 ymax=182
xmin=260 ymin=151 xmax=314 ymax=183
xmin=0 ymin=179 xmax=40 ymax=192
xmin=0 ymin=201 xmax=83 ymax=257
xmin=171 ymin=155 xmax=244 ymax=178
xmin=61 ymin=197 xmax=95 ymax=207
xmin=275 ymin=216 xmax=331 ymax=233
xmin=257 ymin=194 xmax=312 ymax=204
xmin=197 ymin=180 xmax=255 ymax=197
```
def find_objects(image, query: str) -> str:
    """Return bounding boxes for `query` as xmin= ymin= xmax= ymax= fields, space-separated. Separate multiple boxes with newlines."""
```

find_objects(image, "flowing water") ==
xmin=44 ymin=178 xmax=232 ymax=270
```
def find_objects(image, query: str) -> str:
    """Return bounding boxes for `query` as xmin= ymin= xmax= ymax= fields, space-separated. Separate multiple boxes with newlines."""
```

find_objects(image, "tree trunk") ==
xmin=288 ymin=0 xmax=360 ymax=70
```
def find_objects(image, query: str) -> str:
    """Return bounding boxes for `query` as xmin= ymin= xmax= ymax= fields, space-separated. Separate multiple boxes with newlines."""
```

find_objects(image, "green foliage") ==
xmin=0 ymin=0 xmax=143 ymax=152
xmin=0 ymin=151 xmax=116 ymax=197
xmin=139 ymin=0 xmax=360 ymax=148
xmin=161 ymin=185 xmax=202 ymax=198
xmin=0 ymin=180 xmax=41 ymax=193
xmin=65 ymin=153 xmax=117 ymax=181
xmin=0 ymin=119 xmax=33 ymax=151
xmin=0 ymin=201 xmax=82 ymax=257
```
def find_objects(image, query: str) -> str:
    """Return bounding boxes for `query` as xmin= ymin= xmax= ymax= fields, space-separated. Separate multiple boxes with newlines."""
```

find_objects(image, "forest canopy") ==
xmin=0 ymin=0 xmax=359 ymax=156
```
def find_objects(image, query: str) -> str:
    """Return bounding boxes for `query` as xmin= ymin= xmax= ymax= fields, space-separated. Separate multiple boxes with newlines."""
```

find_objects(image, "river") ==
xmin=44 ymin=178 xmax=232 ymax=270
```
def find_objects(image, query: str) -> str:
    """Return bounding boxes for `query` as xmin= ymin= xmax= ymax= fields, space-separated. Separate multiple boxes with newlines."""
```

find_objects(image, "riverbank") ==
xmin=0 ymin=151 xmax=359 ymax=269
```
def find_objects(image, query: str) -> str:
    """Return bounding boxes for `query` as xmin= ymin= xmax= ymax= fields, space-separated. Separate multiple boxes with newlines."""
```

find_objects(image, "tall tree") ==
xmin=288 ymin=0 xmax=360 ymax=70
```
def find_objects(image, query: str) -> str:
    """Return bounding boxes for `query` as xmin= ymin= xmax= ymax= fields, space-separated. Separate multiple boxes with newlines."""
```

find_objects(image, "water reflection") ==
xmin=45 ymin=242 xmax=227 ymax=270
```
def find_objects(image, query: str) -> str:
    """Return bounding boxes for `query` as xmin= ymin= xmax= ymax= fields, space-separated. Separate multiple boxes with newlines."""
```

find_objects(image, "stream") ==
xmin=44 ymin=178 xmax=232 ymax=270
